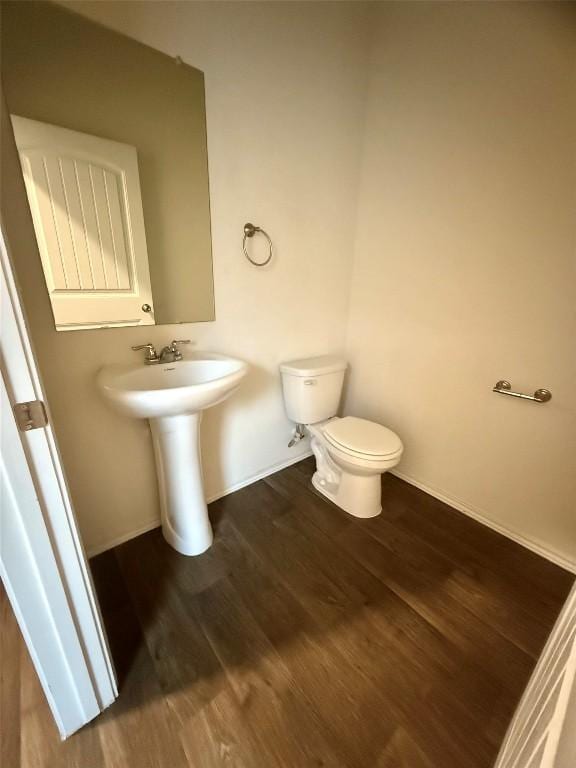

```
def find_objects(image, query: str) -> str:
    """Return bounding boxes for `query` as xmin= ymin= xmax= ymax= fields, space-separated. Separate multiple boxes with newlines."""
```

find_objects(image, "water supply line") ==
xmin=288 ymin=424 xmax=306 ymax=448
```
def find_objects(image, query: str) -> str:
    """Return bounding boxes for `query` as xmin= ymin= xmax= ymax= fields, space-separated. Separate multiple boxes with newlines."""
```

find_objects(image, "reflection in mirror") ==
xmin=12 ymin=116 xmax=155 ymax=330
xmin=1 ymin=0 xmax=215 ymax=331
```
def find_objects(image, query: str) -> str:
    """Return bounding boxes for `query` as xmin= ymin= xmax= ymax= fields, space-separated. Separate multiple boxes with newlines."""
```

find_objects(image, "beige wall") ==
xmin=2 ymin=0 xmax=214 ymax=325
xmin=345 ymin=2 xmax=576 ymax=568
xmin=2 ymin=1 xmax=371 ymax=554
xmin=4 ymin=1 xmax=575 ymax=569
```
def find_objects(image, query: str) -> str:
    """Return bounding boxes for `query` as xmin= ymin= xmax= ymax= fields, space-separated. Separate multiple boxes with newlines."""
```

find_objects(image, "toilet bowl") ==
xmin=280 ymin=355 xmax=403 ymax=518
xmin=309 ymin=416 xmax=403 ymax=518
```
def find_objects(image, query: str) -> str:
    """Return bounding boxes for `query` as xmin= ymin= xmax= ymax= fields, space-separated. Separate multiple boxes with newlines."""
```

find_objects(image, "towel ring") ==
xmin=243 ymin=222 xmax=273 ymax=267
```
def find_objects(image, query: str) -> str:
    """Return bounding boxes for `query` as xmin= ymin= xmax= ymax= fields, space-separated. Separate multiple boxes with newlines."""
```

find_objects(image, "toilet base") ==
xmin=308 ymin=418 xmax=402 ymax=519
xmin=312 ymin=469 xmax=382 ymax=519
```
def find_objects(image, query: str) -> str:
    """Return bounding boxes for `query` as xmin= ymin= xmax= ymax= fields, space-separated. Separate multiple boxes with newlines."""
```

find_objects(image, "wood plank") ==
xmin=267 ymin=467 xmax=542 ymax=687
xmin=143 ymin=512 xmax=389 ymax=767
xmin=376 ymin=728 xmax=436 ymax=768
xmin=382 ymin=475 xmax=572 ymax=601
xmin=285 ymin=466 xmax=564 ymax=659
xmin=355 ymin=514 xmax=552 ymax=657
xmin=112 ymin=532 xmax=229 ymax=728
xmin=183 ymin=574 xmax=348 ymax=768
xmin=335 ymin=521 xmax=535 ymax=682
xmin=219 ymin=483 xmax=498 ymax=767
xmin=89 ymin=549 xmax=190 ymax=768
xmin=2 ymin=458 xmax=571 ymax=768
xmin=264 ymin=464 xmax=352 ymax=539
xmin=0 ymin=583 xmax=21 ymax=768
xmin=19 ymin=639 xmax=105 ymax=768
xmin=216 ymin=516 xmax=399 ymax=768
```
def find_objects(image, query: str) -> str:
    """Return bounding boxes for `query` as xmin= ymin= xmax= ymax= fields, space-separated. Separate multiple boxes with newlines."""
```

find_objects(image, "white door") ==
xmin=0 ymin=222 xmax=117 ymax=737
xmin=11 ymin=115 xmax=154 ymax=330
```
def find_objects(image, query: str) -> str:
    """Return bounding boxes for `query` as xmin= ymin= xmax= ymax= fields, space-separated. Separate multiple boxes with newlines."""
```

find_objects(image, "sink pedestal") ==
xmin=150 ymin=412 xmax=213 ymax=556
xmin=97 ymin=353 xmax=248 ymax=557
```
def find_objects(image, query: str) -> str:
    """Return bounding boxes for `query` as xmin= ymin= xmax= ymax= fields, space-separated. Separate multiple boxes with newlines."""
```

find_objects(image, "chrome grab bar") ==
xmin=493 ymin=380 xmax=552 ymax=403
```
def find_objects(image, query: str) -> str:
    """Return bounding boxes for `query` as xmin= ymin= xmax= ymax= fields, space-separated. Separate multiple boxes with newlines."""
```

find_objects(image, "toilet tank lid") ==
xmin=280 ymin=355 xmax=347 ymax=377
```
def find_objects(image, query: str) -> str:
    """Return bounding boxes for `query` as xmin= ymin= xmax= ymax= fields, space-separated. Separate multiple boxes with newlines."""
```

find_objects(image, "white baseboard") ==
xmin=392 ymin=469 xmax=576 ymax=575
xmin=205 ymin=450 xmax=313 ymax=505
xmin=87 ymin=450 xmax=313 ymax=558
xmin=87 ymin=519 xmax=161 ymax=558
xmin=88 ymin=454 xmax=575 ymax=575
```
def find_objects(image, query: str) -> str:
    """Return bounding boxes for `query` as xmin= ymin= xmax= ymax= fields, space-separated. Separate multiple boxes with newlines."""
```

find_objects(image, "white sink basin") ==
xmin=97 ymin=352 xmax=248 ymax=557
xmin=97 ymin=353 xmax=248 ymax=419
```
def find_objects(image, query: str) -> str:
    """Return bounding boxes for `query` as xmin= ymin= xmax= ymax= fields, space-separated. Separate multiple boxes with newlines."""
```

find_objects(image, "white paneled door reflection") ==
xmin=12 ymin=115 xmax=154 ymax=330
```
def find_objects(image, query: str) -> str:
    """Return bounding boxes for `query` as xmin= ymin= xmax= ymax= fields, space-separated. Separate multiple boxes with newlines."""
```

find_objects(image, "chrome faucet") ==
xmin=131 ymin=339 xmax=191 ymax=364
xmin=131 ymin=342 xmax=159 ymax=364
xmin=158 ymin=340 xmax=191 ymax=363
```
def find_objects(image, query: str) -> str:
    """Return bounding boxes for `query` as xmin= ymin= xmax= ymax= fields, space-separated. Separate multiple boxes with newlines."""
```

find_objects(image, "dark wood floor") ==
xmin=2 ymin=458 xmax=573 ymax=767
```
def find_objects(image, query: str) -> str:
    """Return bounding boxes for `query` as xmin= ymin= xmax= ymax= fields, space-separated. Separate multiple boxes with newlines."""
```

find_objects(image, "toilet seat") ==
xmin=323 ymin=417 xmax=402 ymax=461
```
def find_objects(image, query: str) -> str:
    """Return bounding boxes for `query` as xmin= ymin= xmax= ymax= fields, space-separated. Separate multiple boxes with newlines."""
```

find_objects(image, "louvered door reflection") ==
xmin=12 ymin=115 xmax=154 ymax=330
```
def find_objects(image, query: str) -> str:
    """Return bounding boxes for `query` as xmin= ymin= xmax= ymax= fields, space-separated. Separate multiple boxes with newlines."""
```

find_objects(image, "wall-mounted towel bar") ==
xmin=492 ymin=380 xmax=552 ymax=403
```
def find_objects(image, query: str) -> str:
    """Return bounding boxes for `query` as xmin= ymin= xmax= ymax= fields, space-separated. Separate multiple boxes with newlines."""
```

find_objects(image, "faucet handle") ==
xmin=169 ymin=339 xmax=192 ymax=361
xmin=131 ymin=343 xmax=158 ymax=363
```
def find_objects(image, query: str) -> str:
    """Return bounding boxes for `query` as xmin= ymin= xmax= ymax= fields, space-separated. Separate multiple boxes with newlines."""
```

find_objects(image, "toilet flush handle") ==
xmin=304 ymin=379 xmax=317 ymax=386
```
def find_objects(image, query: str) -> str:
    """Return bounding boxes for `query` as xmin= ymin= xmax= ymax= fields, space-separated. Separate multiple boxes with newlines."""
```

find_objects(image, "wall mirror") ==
xmin=1 ymin=0 xmax=215 ymax=331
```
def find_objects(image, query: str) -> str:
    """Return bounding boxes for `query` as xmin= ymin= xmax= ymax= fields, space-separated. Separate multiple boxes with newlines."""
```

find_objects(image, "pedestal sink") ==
xmin=97 ymin=353 xmax=248 ymax=556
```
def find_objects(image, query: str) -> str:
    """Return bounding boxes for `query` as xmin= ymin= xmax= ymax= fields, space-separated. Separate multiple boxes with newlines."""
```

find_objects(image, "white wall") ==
xmin=345 ymin=2 xmax=576 ymax=568
xmin=4 ymin=1 xmax=371 ymax=554
xmin=5 ymin=1 xmax=575 ymax=569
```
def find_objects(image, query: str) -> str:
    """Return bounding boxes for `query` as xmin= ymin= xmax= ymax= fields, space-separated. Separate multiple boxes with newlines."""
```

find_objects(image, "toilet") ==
xmin=280 ymin=355 xmax=403 ymax=518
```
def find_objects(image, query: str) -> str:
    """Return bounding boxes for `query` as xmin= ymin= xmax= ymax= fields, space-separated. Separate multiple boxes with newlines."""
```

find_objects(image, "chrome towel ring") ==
xmin=243 ymin=222 xmax=273 ymax=266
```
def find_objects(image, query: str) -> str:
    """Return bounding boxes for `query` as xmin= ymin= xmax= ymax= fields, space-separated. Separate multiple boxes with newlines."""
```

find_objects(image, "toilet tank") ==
xmin=280 ymin=355 xmax=347 ymax=425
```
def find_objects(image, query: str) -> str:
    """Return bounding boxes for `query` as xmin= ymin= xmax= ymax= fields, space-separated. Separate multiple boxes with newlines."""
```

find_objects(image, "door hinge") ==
xmin=13 ymin=400 xmax=49 ymax=432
